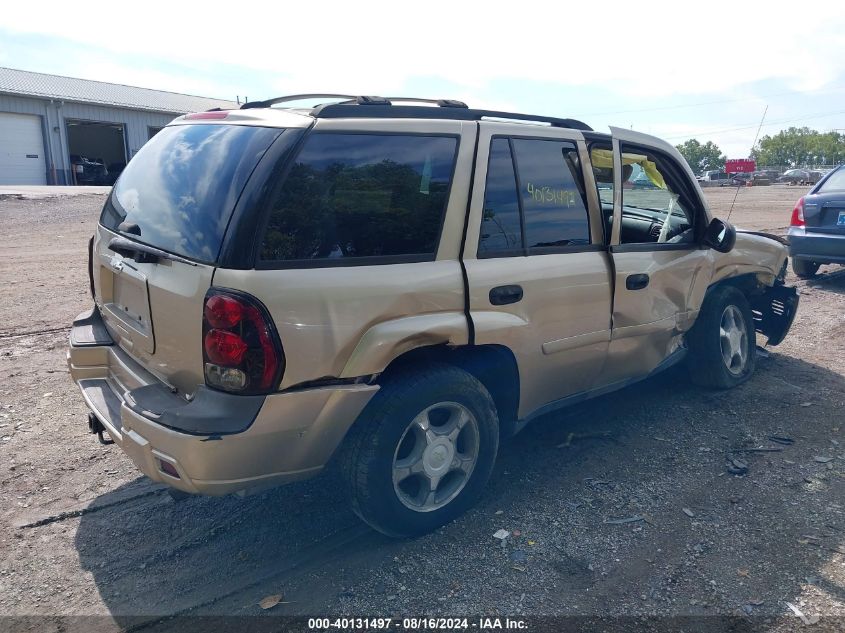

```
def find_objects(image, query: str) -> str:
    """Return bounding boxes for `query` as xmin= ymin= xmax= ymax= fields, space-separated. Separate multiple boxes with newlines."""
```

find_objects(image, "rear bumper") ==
xmin=788 ymin=228 xmax=845 ymax=264
xmin=67 ymin=308 xmax=379 ymax=495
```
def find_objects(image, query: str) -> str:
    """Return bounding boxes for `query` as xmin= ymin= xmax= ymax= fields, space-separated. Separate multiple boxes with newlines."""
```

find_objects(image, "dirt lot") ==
xmin=1 ymin=186 xmax=843 ymax=631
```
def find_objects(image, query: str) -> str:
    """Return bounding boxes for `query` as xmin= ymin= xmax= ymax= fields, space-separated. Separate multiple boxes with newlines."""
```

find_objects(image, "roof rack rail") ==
xmin=241 ymin=93 xmax=356 ymax=110
xmin=242 ymin=94 xmax=470 ymax=110
xmin=312 ymin=103 xmax=592 ymax=131
xmin=240 ymin=94 xmax=590 ymax=131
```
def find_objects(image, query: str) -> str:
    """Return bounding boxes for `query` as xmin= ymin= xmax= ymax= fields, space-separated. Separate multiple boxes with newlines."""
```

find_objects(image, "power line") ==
xmin=727 ymin=105 xmax=767 ymax=223
xmin=587 ymin=84 xmax=844 ymax=117
xmin=661 ymin=108 xmax=845 ymax=141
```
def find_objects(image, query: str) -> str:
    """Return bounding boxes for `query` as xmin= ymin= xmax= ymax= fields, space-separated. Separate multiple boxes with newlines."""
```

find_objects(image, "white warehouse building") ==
xmin=0 ymin=67 xmax=237 ymax=186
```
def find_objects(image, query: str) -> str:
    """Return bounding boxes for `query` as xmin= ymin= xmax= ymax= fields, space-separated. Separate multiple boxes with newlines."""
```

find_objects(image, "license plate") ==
xmin=100 ymin=258 xmax=155 ymax=354
xmin=839 ymin=211 xmax=845 ymax=226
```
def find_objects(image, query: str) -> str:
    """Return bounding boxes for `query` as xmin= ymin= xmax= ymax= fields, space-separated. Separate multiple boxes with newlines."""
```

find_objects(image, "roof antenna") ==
xmin=727 ymin=105 xmax=767 ymax=223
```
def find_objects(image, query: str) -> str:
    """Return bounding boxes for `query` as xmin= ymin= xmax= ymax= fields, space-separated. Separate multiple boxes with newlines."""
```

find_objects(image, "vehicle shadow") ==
xmin=803 ymin=266 xmax=845 ymax=296
xmin=75 ymin=351 xmax=845 ymax=627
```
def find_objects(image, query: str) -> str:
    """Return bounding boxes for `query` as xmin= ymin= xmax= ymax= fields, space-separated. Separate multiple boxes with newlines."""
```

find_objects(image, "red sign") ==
xmin=725 ymin=159 xmax=756 ymax=173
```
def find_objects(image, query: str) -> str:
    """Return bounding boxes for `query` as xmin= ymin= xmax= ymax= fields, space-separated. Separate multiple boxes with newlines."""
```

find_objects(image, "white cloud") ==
xmin=4 ymin=0 xmax=844 ymax=99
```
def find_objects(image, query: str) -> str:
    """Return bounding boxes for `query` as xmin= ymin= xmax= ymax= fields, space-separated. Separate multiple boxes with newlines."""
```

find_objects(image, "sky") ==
xmin=2 ymin=0 xmax=844 ymax=158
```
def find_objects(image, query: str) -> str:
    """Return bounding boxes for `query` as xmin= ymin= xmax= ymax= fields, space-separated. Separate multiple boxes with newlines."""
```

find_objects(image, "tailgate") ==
xmin=94 ymin=225 xmax=214 ymax=395
xmin=90 ymin=121 xmax=286 ymax=395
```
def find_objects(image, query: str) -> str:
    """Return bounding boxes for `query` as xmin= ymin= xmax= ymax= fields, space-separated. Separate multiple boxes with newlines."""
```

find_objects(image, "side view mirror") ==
xmin=703 ymin=218 xmax=736 ymax=253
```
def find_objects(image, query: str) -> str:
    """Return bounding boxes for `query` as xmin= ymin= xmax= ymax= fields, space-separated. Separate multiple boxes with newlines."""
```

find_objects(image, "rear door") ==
xmin=595 ymin=128 xmax=712 ymax=386
xmin=463 ymin=123 xmax=613 ymax=418
xmin=803 ymin=167 xmax=845 ymax=235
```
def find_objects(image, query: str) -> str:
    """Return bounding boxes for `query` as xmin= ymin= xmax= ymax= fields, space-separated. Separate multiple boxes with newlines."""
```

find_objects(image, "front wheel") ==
xmin=686 ymin=286 xmax=756 ymax=389
xmin=792 ymin=257 xmax=819 ymax=279
xmin=340 ymin=364 xmax=499 ymax=537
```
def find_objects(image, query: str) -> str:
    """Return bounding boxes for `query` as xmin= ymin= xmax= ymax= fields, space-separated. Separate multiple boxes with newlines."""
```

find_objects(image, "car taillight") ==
xmin=790 ymin=197 xmax=806 ymax=227
xmin=205 ymin=294 xmax=243 ymax=329
xmin=204 ymin=329 xmax=248 ymax=365
xmin=202 ymin=289 xmax=284 ymax=394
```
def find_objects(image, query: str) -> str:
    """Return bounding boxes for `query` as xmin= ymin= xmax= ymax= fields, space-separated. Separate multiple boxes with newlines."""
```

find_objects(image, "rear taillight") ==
xmin=205 ymin=294 xmax=243 ymax=329
xmin=202 ymin=289 xmax=284 ymax=394
xmin=204 ymin=329 xmax=248 ymax=365
xmin=790 ymin=197 xmax=806 ymax=227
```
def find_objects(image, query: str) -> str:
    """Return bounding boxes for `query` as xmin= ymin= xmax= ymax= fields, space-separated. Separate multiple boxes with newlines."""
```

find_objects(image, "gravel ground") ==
xmin=0 ymin=186 xmax=843 ymax=631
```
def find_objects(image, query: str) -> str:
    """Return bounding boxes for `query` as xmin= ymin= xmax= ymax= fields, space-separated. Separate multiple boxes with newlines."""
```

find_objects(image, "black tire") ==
xmin=339 ymin=363 xmax=499 ymax=538
xmin=792 ymin=257 xmax=819 ymax=279
xmin=686 ymin=286 xmax=756 ymax=389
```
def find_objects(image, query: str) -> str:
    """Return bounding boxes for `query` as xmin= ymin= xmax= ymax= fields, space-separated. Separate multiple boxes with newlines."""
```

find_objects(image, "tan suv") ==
xmin=68 ymin=95 xmax=798 ymax=536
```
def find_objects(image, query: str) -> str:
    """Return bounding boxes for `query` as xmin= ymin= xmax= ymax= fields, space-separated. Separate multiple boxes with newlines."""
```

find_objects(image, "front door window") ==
xmin=618 ymin=147 xmax=697 ymax=246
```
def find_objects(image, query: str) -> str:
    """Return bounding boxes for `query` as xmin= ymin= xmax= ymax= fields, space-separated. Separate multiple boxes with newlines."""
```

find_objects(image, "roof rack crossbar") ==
xmin=241 ymin=93 xmax=356 ymax=110
xmin=371 ymin=97 xmax=469 ymax=108
xmin=333 ymin=97 xmax=468 ymax=108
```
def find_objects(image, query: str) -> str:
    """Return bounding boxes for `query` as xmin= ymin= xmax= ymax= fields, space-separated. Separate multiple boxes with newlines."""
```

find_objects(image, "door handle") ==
xmin=489 ymin=285 xmax=523 ymax=305
xmin=626 ymin=273 xmax=650 ymax=290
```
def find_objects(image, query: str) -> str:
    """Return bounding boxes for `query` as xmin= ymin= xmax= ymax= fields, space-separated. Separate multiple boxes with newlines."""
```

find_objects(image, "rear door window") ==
xmin=511 ymin=138 xmax=591 ymax=250
xmin=101 ymin=124 xmax=282 ymax=263
xmin=477 ymin=137 xmax=592 ymax=257
xmin=479 ymin=138 xmax=523 ymax=255
xmin=259 ymin=133 xmax=458 ymax=264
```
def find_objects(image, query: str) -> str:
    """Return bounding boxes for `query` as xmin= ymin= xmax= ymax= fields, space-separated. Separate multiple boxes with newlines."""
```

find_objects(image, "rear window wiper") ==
xmin=108 ymin=236 xmax=198 ymax=266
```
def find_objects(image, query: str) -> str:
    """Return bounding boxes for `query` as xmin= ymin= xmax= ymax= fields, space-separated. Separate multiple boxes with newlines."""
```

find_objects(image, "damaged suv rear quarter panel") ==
xmin=212 ymin=262 xmax=469 ymax=388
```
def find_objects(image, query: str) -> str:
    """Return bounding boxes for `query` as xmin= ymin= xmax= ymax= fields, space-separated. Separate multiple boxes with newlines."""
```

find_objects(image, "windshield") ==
xmin=101 ymin=123 xmax=282 ymax=263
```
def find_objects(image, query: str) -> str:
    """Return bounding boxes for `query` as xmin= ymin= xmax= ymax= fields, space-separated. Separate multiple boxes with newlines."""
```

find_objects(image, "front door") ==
xmin=596 ymin=128 xmax=713 ymax=386
xmin=463 ymin=123 xmax=613 ymax=418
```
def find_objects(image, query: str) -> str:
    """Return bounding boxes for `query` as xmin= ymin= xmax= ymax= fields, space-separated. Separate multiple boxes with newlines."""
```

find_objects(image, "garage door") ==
xmin=0 ymin=112 xmax=47 ymax=185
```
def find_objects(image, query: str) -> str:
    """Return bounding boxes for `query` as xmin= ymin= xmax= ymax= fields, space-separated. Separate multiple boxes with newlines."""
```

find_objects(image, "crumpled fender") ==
xmin=339 ymin=312 xmax=469 ymax=378
xmin=709 ymin=231 xmax=788 ymax=287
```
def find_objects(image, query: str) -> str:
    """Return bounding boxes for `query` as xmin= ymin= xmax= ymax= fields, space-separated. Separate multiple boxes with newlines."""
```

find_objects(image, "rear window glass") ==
xmin=819 ymin=168 xmax=845 ymax=192
xmin=101 ymin=124 xmax=282 ymax=263
xmin=260 ymin=133 xmax=458 ymax=263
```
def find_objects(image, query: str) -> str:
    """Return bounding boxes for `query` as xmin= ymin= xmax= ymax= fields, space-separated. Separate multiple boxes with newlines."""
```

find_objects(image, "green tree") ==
xmin=751 ymin=127 xmax=845 ymax=167
xmin=675 ymin=139 xmax=726 ymax=174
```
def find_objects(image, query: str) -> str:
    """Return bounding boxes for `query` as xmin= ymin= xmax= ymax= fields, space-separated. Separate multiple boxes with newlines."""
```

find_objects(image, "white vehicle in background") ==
xmin=697 ymin=170 xmax=730 ymax=183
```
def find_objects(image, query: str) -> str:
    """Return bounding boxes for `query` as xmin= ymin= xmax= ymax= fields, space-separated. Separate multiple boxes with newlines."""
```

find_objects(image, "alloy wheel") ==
xmin=392 ymin=402 xmax=480 ymax=512
xmin=720 ymin=305 xmax=749 ymax=376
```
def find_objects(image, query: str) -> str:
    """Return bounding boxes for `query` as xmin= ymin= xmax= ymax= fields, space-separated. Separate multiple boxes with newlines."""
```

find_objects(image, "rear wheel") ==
xmin=687 ymin=286 xmax=756 ymax=389
xmin=792 ymin=257 xmax=819 ymax=279
xmin=340 ymin=364 xmax=499 ymax=537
